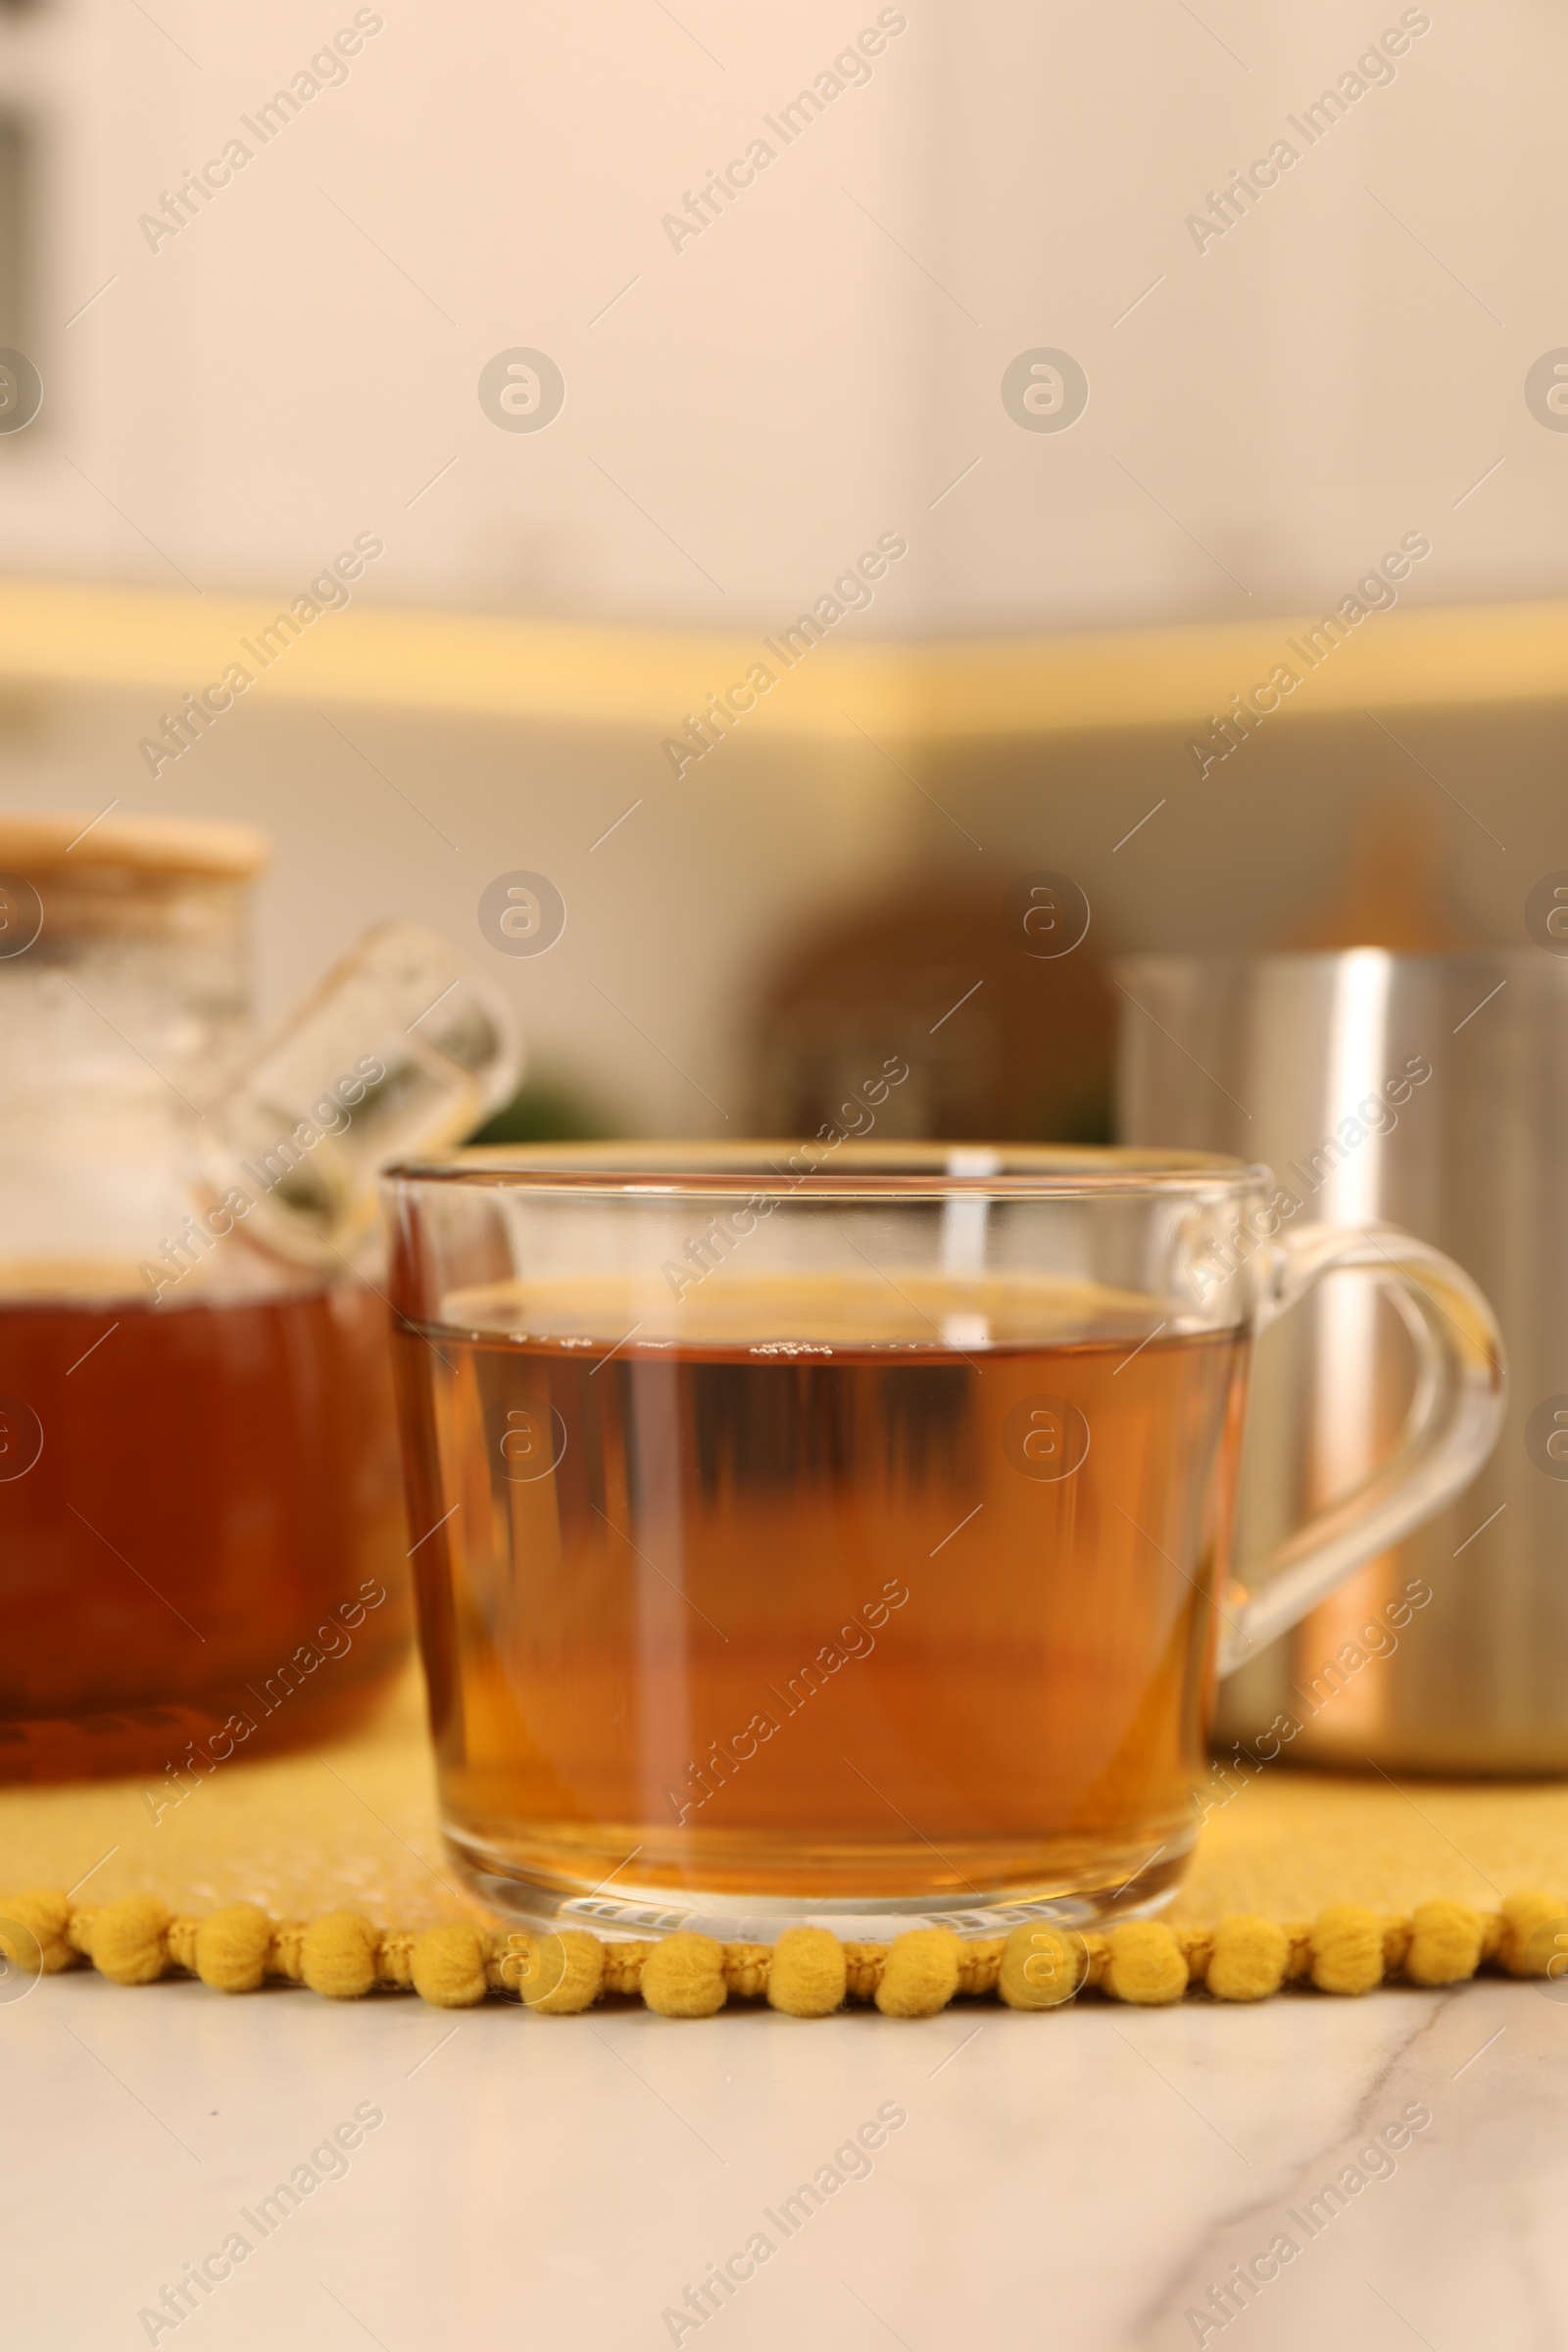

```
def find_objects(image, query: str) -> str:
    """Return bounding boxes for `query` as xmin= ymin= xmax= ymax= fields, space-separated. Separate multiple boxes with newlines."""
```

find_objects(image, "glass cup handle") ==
xmin=1216 ymin=1222 xmax=1506 ymax=1677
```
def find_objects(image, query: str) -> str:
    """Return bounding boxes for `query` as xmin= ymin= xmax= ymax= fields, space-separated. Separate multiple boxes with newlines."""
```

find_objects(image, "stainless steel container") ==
xmin=1114 ymin=950 xmax=1568 ymax=1772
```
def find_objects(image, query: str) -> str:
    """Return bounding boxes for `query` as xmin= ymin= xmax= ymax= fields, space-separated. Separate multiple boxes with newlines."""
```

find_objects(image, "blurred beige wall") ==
xmin=1 ymin=0 xmax=1564 ymax=627
xmin=0 ymin=0 xmax=1563 ymax=1128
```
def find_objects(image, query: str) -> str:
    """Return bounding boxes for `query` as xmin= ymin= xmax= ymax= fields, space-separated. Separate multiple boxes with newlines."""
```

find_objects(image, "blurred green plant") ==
xmin=466 ymin=1072 xmax=616 ymax=1147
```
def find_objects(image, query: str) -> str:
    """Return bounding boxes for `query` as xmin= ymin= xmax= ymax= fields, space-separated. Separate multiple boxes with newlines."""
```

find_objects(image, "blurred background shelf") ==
xmin=3 ymin=577 xmax=1567 ymax=735
xmin=3 ymin=0 xmax=1566 ymax=1143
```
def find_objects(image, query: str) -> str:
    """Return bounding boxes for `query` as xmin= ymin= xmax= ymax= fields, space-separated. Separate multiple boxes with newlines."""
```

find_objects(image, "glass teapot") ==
xmin=0 ymin=811 xmax=520 ymax=1785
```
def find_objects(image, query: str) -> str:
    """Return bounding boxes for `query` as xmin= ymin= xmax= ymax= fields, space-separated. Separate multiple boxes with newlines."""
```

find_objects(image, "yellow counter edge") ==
xmin=0 ymin=577 xmax=1564 ymax=739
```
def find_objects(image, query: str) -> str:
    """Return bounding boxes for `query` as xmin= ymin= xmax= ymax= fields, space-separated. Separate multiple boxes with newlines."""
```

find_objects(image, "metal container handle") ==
xmin=1219 ymin=1222 xmax=1507 ymax=1676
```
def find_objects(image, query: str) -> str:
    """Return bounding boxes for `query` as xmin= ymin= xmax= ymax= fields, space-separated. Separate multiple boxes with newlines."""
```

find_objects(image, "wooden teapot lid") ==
xmin=0 ymin=810 xmax=269 ymax=878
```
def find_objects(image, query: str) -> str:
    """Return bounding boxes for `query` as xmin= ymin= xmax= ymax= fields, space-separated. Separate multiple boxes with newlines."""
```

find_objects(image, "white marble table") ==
xmin=13 ymin=1967 xmax=1561 ymax=2349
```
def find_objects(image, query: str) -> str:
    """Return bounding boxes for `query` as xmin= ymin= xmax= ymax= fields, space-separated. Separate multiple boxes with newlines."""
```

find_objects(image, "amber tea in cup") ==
xmin=386 ymin=1146 xmax=1503 ymax=1940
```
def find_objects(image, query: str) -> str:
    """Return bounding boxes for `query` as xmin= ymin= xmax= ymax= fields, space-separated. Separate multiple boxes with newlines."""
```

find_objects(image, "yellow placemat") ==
xmin=0 ymin=1668 xmax=479 ymax=1931
xmin=1179 ymin=1773 xmax=1568 ymax=1921
xmin=2 ymin=1663 xmax=1563 ymax=1930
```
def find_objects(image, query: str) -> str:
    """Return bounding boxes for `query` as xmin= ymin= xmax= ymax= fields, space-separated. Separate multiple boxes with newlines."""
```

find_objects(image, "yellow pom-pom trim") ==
xmin=501 ymin=1928 xmax=606 ymax=2014
xmin=0 ymin=1887 xmax=74 ymax=1978
xmin=301 ymin=1911 xmax=379 ymax=2000
xmin=1405 ymin=1899 xmax=1485 ymax=1986
xmin=412 ymin=1921 xmax=490 ymax=2009
xmin=1107 ymin=1921 xmax=1188 ymax=2005
xmin=1310 ymin=1902 xmax=1385 ymax=1996
xmin=1498 ymin=1887 xmax=1568 ymax=1978
xmin=90 ymin=1894 xmax=171 ymax=1985
xmin=1204 ymin=1915 xmax=1289 ymax=2002
xmin=768 ymin=1925 xmax=847 ymax=2017
xmin=3 ymin=1883 xmax=1562 ymax=2016
xmin=998 ymin=1924 xmax=1084 ymax=2008
xmin=194 ymin=1903 xmax=274 ymax=1994
xmin=876 ymin=1929 xmax=962 ymax=2018
xmin=641 ymin=1932 xmax=728 ymax=2018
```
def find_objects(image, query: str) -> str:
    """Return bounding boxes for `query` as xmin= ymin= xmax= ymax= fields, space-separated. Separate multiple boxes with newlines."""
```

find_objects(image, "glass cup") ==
xmin=384 ymin=1143 xmax=1505 ymax=1942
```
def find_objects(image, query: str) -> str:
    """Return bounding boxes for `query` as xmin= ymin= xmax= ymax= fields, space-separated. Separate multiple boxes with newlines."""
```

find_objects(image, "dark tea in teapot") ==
xmin=0 ymin=1279 xmax=408 ymax=1782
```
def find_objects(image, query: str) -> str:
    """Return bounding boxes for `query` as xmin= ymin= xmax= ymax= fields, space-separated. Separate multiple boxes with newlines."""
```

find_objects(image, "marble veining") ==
xmin=12 ymin=1969 xmax=1566 ymax=2349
